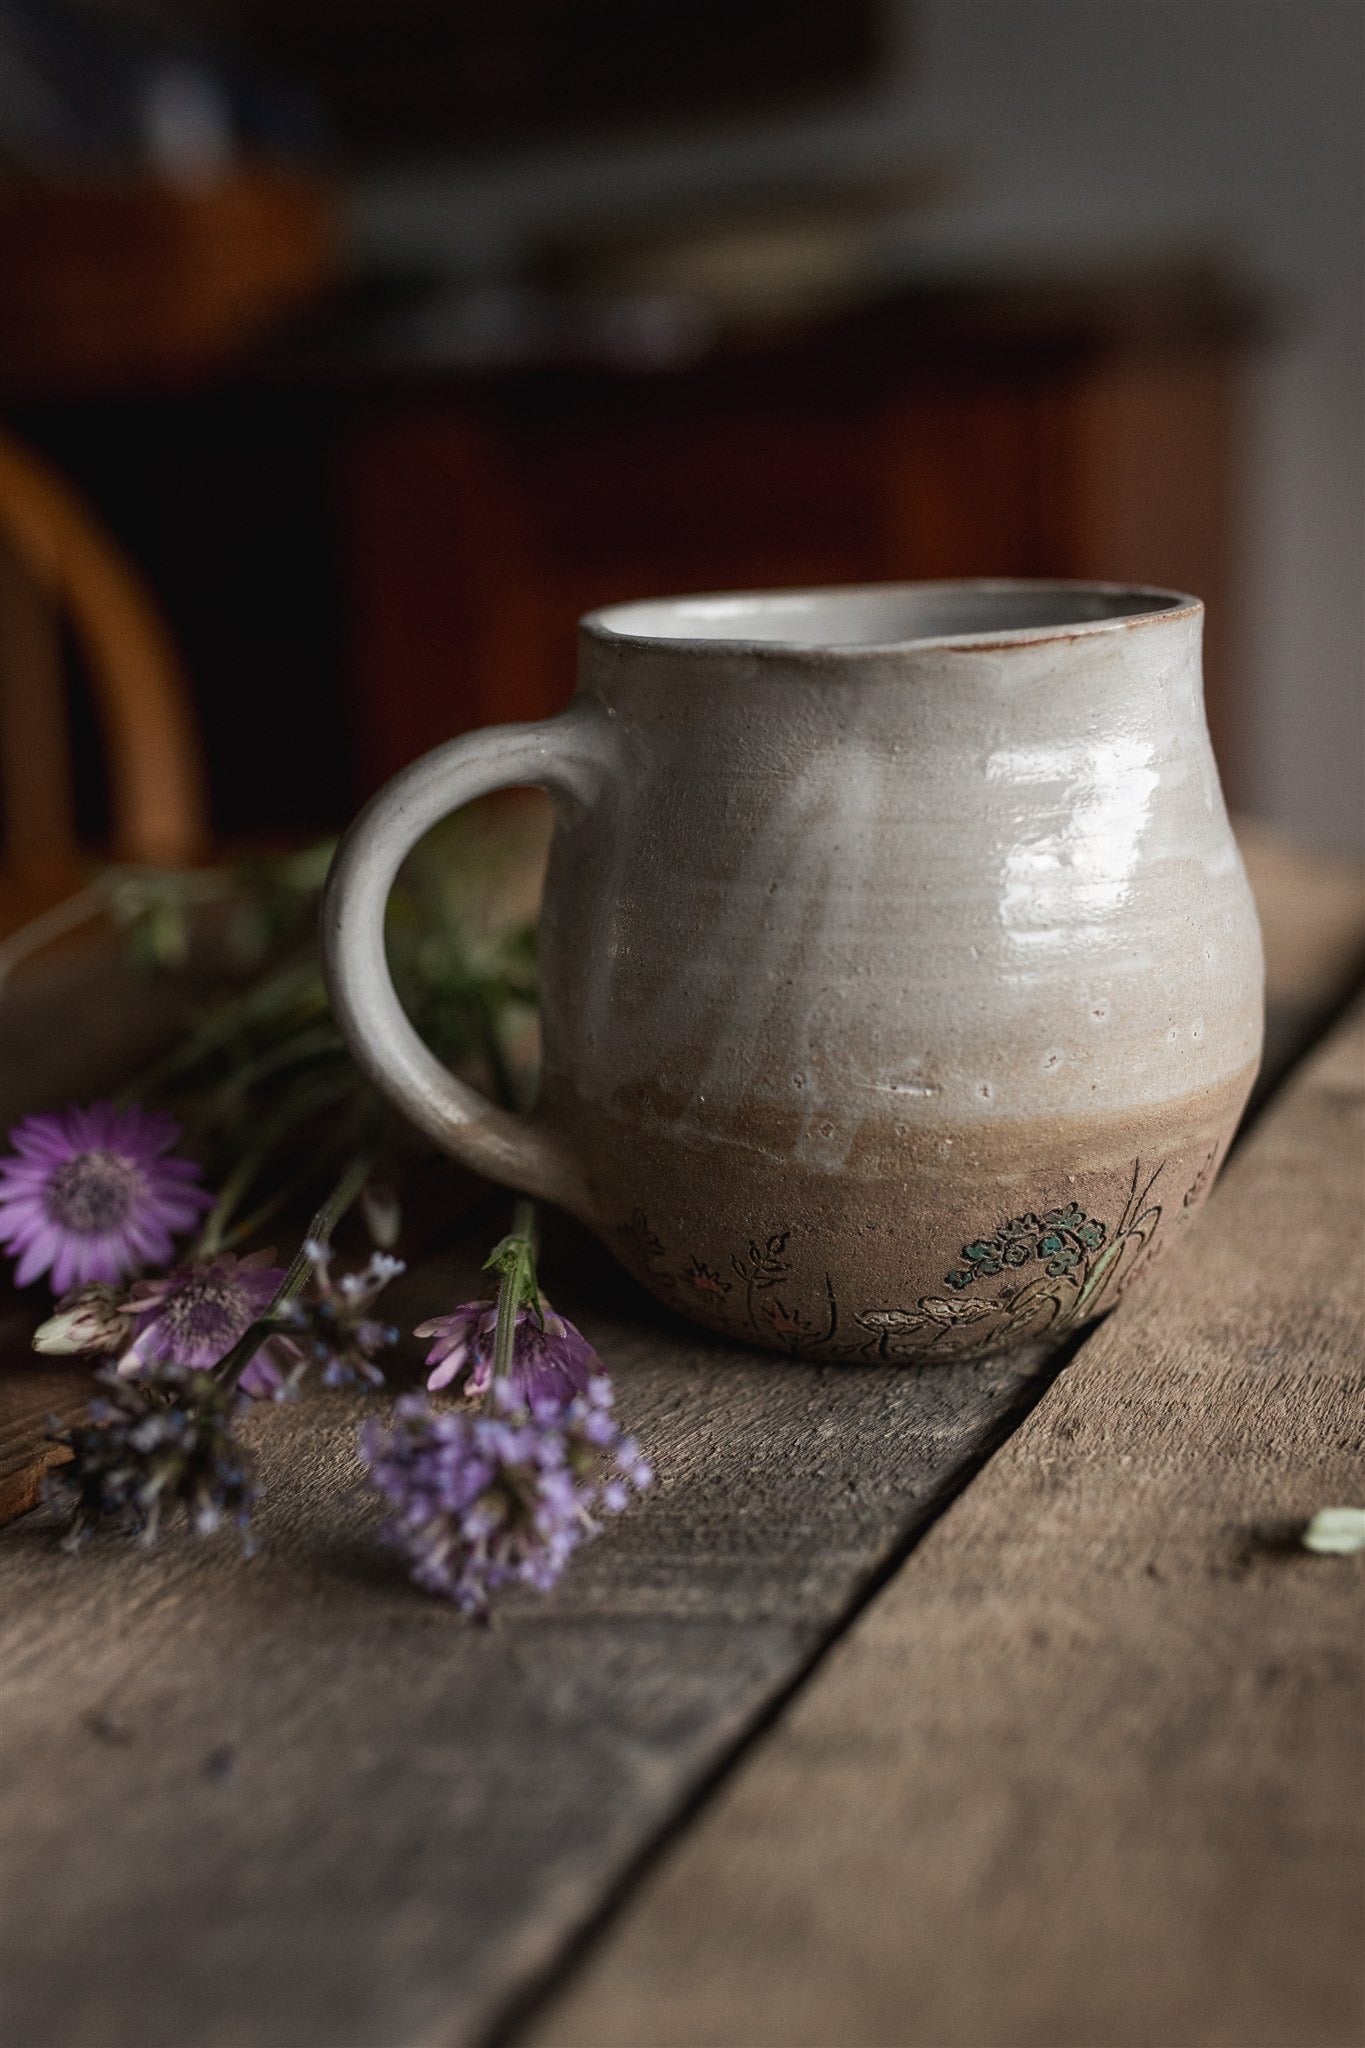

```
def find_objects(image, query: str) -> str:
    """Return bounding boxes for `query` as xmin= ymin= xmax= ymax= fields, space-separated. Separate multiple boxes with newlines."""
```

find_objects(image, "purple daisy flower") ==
xmin=415 ymin=1299 xmax=599 ymax=1408
xmin=0 ymin=1102 xmax=211 ymax=1295
xmin=117 ymin=1249 xmax=285 ymax=1384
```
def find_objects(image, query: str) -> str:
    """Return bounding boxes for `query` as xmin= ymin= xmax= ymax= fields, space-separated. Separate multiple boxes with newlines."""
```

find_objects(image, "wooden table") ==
xmin=1 ymin=824 xmax=1361 ymax=2048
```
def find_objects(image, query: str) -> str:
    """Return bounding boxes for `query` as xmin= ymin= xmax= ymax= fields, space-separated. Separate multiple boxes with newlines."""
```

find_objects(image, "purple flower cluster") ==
xmin=4 ymin=1097 xmax=658 ymax=1598
xmin=48 ymin=1362 xmax=257 ymax=1552
xmin=416 ymin=1299 xmax=597 ymax=1407
xmin=361 ymin=1372 xmax=652 ymax=1613
xmin=273 ymin=1242 xmax=404 ymax=1391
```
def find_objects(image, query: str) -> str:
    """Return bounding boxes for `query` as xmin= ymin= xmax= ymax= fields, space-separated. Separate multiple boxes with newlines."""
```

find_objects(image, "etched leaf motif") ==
xmin=856 ymin=1307 xmax=931 ymax=1335
xmin=733 ymin=1230 xmax=792 ymax=1291
xmin=683 ymin=1257 xmax=730 ymax=1297
xmin=615 ymin=1166 xmax=1163 ymax=1359
xmin=855 ymin=1295 xmax=997 ymax=1356
xmin=916 ymin=1295 xmax=994 ymax=1326
xmin=761 ymin=1296 xmax=813 ymax=1341
xmin=946 ymin=1200 xmax=1107 ymax=1291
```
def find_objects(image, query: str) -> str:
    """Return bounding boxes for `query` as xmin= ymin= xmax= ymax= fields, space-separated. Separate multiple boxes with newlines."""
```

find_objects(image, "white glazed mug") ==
xmin=323 ymin=580 xmax=1263 ymax=1361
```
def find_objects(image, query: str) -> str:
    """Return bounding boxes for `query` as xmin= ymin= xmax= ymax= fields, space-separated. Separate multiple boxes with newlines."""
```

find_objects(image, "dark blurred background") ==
xmin=0 ymin=0 xmax=1359 ymax=915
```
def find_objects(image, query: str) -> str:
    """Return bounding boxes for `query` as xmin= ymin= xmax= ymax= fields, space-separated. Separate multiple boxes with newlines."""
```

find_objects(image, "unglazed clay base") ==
xmin=569 ymin=1067 xmax=1256 ymax=1361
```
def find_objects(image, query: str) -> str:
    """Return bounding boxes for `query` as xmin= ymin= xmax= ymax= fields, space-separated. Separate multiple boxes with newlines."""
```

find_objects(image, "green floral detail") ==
xmin=621 ymin=1158 xmax=1164 ymax=1362
xmin=946 ymin=1202 xmax=1107 ymax=1290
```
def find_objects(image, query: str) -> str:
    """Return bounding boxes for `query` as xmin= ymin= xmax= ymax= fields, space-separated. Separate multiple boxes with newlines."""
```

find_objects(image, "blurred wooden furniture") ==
xmin=343 ymin=268 xmax=1254 ymax=798
xmin=231 ymin=0 xmax=882 ymax=156
xmin=4 ymin=264 xmax=1258 ymax=836
xmin=0 ymin=171 xmax=337 ymax=396
xmin=0 ymin=823 xmax=1361 ymax=2048
xmin=0 ymin=430 xmax=208 ymax=930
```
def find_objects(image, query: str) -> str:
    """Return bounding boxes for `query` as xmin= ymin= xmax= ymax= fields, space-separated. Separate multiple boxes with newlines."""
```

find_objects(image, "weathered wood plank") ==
xmin=529 ymin=999 xmax=1365 ymax=2048
xmin=0 ymin=1224 xmax=1058 ymax=2048
xmin=0 ymin=1326 xmax=79 ymax=1520
xmin=0 ymin=829 xmax=1359 ymax=2048
xmin=1238 ymin=819 xmax=1365 ymax=1100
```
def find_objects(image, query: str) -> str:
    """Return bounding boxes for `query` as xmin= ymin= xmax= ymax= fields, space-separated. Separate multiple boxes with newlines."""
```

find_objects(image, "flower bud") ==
xmin=360 ymin=1175 xmax=402 ymax=1250
xmin=32 ymin=1284 xmax=134 ymax=1357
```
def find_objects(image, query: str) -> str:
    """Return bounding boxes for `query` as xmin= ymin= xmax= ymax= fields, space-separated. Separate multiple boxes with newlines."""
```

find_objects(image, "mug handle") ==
xmin=321 ymin=700 xmax=612 ymax=1218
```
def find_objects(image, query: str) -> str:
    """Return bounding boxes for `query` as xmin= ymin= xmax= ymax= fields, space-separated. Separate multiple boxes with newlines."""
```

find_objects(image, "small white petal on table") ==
xmin=1301 ymin=1506 xmax=1365 ymax=1555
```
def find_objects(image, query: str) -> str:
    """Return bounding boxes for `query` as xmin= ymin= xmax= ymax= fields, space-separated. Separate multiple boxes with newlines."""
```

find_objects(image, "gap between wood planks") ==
xmin=482 ymin=978 xmax=1365 ymax=2048
xmin=479 ymin=1316 xmax=1099 ymax=2048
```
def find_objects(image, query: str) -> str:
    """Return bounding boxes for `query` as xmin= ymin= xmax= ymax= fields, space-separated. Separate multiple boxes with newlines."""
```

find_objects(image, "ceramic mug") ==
xmin=323 ymin=580 xmax=1263 ymax=1362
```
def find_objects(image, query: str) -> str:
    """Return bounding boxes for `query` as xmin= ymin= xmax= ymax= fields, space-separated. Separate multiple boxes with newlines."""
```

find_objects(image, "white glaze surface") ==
xmin=543 ymin=587 xmax=1261 ymax=1156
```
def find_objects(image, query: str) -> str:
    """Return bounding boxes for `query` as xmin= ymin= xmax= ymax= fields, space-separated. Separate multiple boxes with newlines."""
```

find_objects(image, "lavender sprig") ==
xmin=41 ymin=1154 xmax=404 ymax=1550
xmin=361 ymin=1377 xmax=651 ymax=1612
xmin=362 ymin=1198 xmax=653 ymax=1611
xmin=47 ymin=1364 xmax=257 ymax=1553
xmin=272 ymin=1242 xmax=404 ymax=1390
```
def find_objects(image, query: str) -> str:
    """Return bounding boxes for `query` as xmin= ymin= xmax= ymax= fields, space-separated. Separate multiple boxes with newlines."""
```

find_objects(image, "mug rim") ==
xmin=581 ymin=578 xmax=1202 ymax=658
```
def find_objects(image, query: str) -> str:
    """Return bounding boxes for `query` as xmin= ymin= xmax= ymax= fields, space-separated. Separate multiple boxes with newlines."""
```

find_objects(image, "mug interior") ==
xmin=585 ymin=581 xmax=1194 ymax=651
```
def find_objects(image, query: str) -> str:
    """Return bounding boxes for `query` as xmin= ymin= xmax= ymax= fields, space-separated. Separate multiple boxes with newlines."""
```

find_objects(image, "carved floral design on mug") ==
xmin=882 ymin=1159 xmax=1167 ymax=1358
xmin=944 ymin=1203 xmax=1108 ymax=1291
xmin=617 ymin=1158 xmax=1168 ymax=1363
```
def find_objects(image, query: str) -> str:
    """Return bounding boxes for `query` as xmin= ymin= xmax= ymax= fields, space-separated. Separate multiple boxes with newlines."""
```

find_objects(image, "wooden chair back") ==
xmin=0 ymin=429 xmax=207 ymax=918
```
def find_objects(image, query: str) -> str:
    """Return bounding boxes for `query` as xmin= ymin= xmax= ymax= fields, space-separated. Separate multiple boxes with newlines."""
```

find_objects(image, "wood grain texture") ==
xmin=0 ymin=1320 xmax=79 ymax=1521
xmin=0 ymin=932 xmax=203 ymax=1126
xmin=0 ymin=833 xmax=1359 ymax=2048
xmin=1238 ymin=820 xmax=1365 ymax=1102
xmin=530 ymin=999 xmax=1365 ymax=2048
xmin=0 ymin=1230 xmax=1055 ymax=2048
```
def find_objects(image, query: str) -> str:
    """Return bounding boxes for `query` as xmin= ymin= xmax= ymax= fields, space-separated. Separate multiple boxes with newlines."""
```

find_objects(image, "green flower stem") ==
xmin=210 ymin=1313 xmax=287 ymax=1392
xmin=199 ymin=1022 xmax=346 ymax=1115
xmin=486 ymin=1197 xmax=540 ymax=1387
xmin=480 ymin=1002 xmax=525 ymax=1120
xmin=187 ymin=1068 xmax=358 ymax=1256
xmin=215 ymin=1138 xmax=350 ymax=1254
xmin=195 ymin=1144 xmax=275 ymax=1259
xmin=0 ymin=883 xmax=107 ymax=992
xmin=277 ymin=1152 xmax=375 ymax=1306
xmin=113 ymin=953 xmax=324 ymax=1108
xmin=212 ymin=1152 xmax=373 ymax=1389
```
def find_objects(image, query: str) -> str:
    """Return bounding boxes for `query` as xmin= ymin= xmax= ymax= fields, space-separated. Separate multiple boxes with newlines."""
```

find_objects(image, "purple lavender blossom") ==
xmin=360 ymin=1376 xmax=652 ymax=1612
xmin=47 ymin=1362 xmax=257 ymax=1551
xmin=118 ymin=1250 xmax=285 ymax=1387
xmin=275 ymin=1242 xmax=403 ymax=1389
xmin=415 ymin=1300 xmax=599 ymax=1408
xmin=0 ymin=1102 xmax=211 ymax=1295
